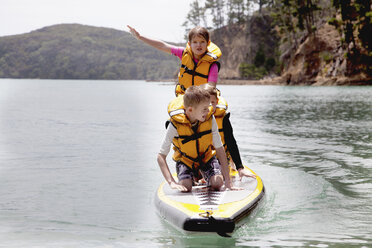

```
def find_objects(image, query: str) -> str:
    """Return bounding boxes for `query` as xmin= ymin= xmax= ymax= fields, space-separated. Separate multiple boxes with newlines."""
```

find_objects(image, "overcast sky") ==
xmin=0 ymin=0 xmax=193 ymax=42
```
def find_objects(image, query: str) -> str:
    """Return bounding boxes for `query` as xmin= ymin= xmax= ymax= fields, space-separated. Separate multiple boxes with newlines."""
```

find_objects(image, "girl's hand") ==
xmin=127 ymin=25 xmax=140 ymax=40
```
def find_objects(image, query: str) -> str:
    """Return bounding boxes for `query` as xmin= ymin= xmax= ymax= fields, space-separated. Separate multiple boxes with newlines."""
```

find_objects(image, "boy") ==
xmin=157 ymin=86 xmax=236 ymax=192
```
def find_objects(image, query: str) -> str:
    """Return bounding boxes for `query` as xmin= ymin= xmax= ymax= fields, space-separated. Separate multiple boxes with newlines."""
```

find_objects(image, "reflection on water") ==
xmin=0 ymin=80 xmax=371 ymax=247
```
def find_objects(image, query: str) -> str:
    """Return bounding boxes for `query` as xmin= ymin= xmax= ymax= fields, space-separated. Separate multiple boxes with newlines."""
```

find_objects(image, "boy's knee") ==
xmin=179 ymin=179 xmax=193 ymax=192
xmin=210 ymin=175 xmax=224 ymax=190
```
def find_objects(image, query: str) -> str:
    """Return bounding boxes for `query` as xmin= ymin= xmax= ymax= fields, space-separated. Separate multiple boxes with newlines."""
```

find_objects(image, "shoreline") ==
xmin=219 ymin=75 xmax=372 ymax=86
xmin=219 ymin=78 xmax=281 ymax=85
xmin=149 ymin=76 xmax=372 ymax=86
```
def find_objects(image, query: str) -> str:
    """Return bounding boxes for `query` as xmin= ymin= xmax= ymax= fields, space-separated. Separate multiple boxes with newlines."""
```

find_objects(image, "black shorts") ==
xmin=176 ymin=156 xmax=221 ymax=184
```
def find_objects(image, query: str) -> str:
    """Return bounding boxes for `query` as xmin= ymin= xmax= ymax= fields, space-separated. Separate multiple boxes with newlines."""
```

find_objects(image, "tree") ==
xmin=254 ymin=0 xmax=274 ymax=13
xmin=355 ymin=0 xmax=372 ymax=54
xmin=227 ymin=0 xmax=248 ymax=24
xmin=272 ymin=0 xmax=321 ymax=50
xmin=182 ymin=0 xmax=207 ymax=36
xmin=183 ymin=0 xmax=259 ymax=29
xmin=330 ymin=0 xmax=372 ymax=74
xmin=254 ymin=45 xmax=266 ymax=67
xmin=295 ymin=0 xmax=320 ymax=35
xmin=272 ymin=0 xmax=299 ymax=47
xmin=205 ymin=0 xmax=226 ymax=28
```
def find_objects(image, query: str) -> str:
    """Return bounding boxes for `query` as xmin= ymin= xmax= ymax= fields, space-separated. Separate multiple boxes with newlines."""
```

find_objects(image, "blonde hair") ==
xmin=183 ymin=86 xmax=210 ymax=108
xmin=201 ymin=84 xmax=218 ymax=98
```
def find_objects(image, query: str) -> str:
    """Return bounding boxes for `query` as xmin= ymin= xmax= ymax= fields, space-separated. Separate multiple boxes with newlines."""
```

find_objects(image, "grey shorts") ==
xmin=176 ymin=156 xmax=222 ymax=184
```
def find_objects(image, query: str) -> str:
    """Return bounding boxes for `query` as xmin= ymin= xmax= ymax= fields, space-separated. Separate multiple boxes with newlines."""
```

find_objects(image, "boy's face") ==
xmin=210 ymin=95 xmax=218 ymax=113
xmin=191 ymin=100 xmax=210 ymax=122
xmin=189 ymin=35 xmax=208 ymax=58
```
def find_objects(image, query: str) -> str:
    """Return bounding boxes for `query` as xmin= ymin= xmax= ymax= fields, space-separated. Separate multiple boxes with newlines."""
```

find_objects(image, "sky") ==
xmin=0 ymin=0 xmax=194 ymax=42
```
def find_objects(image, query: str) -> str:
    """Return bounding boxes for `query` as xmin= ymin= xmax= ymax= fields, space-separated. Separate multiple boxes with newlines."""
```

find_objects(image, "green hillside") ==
xmin=0 ymin=24 xmax=180 ymax=80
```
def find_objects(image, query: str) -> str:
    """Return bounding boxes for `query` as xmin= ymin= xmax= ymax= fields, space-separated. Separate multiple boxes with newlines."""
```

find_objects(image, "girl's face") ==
xmin=189 ymin=35 xmax=208 ymax=59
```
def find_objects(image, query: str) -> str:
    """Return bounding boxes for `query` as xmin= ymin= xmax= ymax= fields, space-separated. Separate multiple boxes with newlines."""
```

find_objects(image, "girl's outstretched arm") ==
xmin=127 ymin=25 xmax=173 ymax=54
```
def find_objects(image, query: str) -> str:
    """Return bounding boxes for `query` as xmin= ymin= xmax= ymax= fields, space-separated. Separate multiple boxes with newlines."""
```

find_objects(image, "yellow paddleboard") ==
xmin=154 ymin=166 xmax=265 ymax=234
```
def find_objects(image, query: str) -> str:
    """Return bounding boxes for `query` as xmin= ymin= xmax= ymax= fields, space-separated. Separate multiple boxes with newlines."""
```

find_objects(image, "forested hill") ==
xmin=0 ymin=24 xmax=180 ymax=80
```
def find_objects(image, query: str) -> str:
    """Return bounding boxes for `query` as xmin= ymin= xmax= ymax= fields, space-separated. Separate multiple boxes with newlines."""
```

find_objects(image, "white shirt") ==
xmin=159 ymin=116 xmax=223 ymax=156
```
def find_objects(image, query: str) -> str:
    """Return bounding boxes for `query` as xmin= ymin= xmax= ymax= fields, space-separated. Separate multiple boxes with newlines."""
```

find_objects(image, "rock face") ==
xmin=211 ymin=12 xmax=279 ymax=79
xmin=210 ymin=11 xmax=371 ymax=85
xmin=279 ymin=23 xmax=371 ymax=85
xmin=280 ymin=23 xmax=342 ymax=85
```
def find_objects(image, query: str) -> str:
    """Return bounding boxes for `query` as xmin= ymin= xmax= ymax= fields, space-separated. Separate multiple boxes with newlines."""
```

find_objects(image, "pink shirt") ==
xmin=171 ymin=47 xmax=218 ymax=83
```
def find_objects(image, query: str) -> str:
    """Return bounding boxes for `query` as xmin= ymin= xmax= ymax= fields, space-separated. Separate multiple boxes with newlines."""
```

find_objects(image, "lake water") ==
xmin=0 ymin=79 xmax=371 ymax=248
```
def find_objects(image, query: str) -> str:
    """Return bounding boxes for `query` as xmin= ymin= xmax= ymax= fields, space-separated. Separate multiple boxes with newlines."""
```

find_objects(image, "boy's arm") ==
xmin=216 ymin=146 xmax=244 ymax=190
xmin=157 ymin=122 xmax=188 ymax=192
xmin=157 ymin=153 xmax=188 ymax=191
xmin=211 ymin=116 xmax=237 ymax=190
xmin=127 ymin=25 xmax=173 ymax=54
xmin=215 ymin=146 xmax=233 ymax=189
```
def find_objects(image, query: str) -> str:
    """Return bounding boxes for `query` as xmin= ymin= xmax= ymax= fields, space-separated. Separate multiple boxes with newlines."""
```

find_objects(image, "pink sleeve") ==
xmin=208 ymin=63 xmax=219 ymax=83
xmin=171 ymin=46 xmax=184 ymax=60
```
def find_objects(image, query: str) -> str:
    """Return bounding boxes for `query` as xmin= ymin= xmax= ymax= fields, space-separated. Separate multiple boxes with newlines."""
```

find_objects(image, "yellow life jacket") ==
xmin=175 ymin=42 xmax=221 ymax=96
xmin=168 ymin=95 xmax=216 ymax=169
xmin=213 ymin=96 xmax=228 ymax=152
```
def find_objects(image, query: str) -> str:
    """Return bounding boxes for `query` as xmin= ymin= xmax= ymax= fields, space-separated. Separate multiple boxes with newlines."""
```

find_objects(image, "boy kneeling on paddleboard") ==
xmin=157 ymin=86 xmax=239 ymax=192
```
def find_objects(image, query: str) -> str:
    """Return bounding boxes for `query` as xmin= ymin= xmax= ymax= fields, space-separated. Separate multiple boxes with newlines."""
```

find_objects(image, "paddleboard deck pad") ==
xmin=155 ymin=167 xmax=265 ymax=234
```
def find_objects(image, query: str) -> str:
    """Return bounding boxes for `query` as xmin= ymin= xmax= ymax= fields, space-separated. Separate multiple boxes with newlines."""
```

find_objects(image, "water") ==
xmin=0 ymin=79 xmax=371 ymax=247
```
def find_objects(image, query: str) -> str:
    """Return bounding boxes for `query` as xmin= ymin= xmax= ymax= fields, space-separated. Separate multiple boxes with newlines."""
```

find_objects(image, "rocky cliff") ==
xmin=211 ymin=11 xmax=371 ymax=85
xmin=211 ymin=12 xmax=279 ymax=79
xmin=277 ymin=23 xmax=371 ymax=85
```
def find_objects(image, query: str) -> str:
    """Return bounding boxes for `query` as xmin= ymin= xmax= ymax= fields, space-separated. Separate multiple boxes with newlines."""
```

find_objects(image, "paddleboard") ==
xmin=154 ymin=166 xmax=265 ymax=234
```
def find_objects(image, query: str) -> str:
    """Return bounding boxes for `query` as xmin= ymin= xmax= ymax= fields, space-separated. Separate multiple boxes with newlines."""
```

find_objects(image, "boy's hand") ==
xmin=238 ymin=168 xmax=256 ymax=180
xmin=169 ymin=181 xmax=189 ymax=192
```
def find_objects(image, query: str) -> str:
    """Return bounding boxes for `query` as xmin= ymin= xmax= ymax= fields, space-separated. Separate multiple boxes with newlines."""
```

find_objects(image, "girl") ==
xmin=127 ymin=25 xmax=221 ymax=95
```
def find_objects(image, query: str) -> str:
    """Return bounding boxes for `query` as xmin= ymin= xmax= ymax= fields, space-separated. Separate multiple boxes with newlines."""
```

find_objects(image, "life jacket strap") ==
xmin=181 ymin=64 xmax=209 ymax=79
xmin=179 ymin=129 xmax=212 ymax=144
xmin=173 ymin=143 xmax=211 ymax=165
